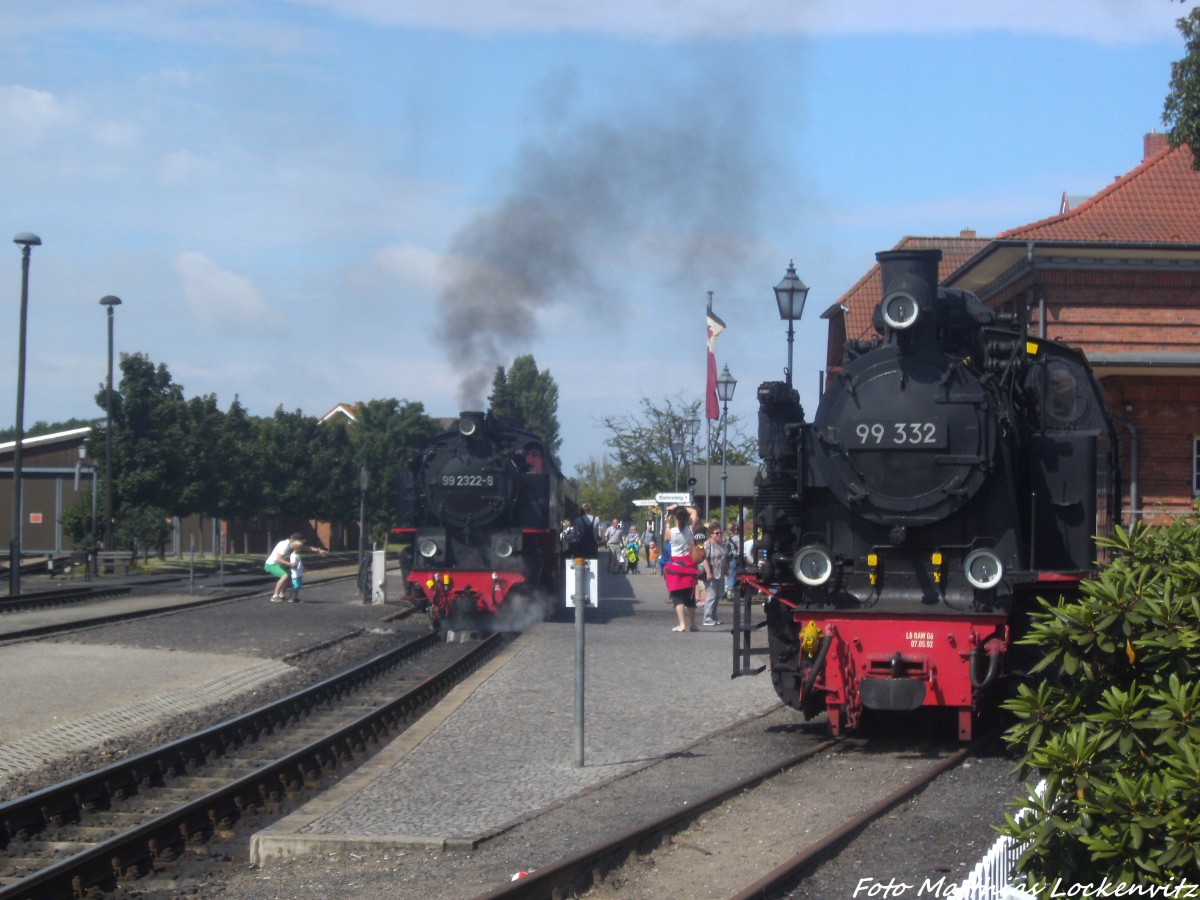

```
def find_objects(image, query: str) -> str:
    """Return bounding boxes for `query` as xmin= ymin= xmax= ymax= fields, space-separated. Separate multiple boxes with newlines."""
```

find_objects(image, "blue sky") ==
xmin=0 ymin=0 xmax=1192 ymax=474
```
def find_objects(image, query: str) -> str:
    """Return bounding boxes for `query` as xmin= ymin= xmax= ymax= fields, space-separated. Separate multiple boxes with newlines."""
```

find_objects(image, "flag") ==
xmin=706 ymin=298 xmax=725 ymax=420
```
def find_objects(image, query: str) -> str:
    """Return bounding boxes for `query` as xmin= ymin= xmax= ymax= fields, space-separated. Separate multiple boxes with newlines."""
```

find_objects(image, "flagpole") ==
xmin=705 ymin=291 xmax=713 ymax=519
xmin=705 ymin=291 xmax=726 ymax=521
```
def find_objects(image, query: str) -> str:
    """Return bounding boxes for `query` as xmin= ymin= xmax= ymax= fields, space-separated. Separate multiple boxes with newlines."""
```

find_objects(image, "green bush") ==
xmin=1000 ymin=515 xmax=1200 ymax=886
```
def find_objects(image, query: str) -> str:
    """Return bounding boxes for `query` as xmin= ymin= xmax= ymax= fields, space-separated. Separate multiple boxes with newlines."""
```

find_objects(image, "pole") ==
xmin=720 ymin=401 xmax=730 ymax=535
xmin=704 ymin=420 xmax=711 ymax=519
xmin=786 ymin=318 xmax=794 ymax=387
xmin=573 ymin=557 xmax=587 ymax=767
xmin=9 ymin=240 xmax=35 ymax=595
xmin=103 ymin=301 xmax=117 ymax=552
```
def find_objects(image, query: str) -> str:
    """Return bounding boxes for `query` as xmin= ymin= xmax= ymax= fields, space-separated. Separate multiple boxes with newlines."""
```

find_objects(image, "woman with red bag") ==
xmin=662 ymin=506 xmax=705 ymax=632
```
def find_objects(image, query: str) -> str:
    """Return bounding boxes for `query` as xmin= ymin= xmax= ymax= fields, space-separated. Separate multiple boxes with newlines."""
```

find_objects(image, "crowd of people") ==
xmin=574 ymin=505 xmax=754 ymax=633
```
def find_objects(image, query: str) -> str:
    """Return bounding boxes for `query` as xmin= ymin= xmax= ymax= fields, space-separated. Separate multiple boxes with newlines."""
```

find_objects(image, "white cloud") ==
xmin=176 ymin=252 xmax=278 ymax=333
xmin=0 ymin=84 xmax=75 ymax=140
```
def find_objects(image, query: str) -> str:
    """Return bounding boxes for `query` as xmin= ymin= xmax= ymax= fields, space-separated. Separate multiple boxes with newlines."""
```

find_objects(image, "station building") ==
xmin=826 ymin=133 xmax=1200 ymax=523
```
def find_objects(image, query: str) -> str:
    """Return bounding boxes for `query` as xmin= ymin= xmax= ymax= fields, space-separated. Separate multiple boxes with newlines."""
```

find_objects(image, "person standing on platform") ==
xmin=663 ymin=507 xmax=702 ymax=632
xmin=604 ymin=518 xmax=624 ymax=572
xmin=702 ymin=523 xmax=727 ymax=626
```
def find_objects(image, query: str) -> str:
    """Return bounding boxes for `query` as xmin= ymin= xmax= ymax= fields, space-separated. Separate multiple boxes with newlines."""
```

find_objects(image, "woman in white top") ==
xmin=664 ymin=506 xmax=701 ymax=632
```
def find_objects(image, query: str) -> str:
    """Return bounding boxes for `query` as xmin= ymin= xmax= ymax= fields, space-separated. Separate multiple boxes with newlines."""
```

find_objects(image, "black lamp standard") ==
xmin=716 ymin=365 xmax=737 ymax=535
xmin=358 ymin=466 xmax=369 ymax=566
xmin=99 ymin=295 xmax=122 ymax=553
xmin=9 ymin=232 xmax=41 ymax=596
xmin=670 ymin=435 xmax=684 ymax=491
xmin=774 ymin=261 xmax=809 ymax=387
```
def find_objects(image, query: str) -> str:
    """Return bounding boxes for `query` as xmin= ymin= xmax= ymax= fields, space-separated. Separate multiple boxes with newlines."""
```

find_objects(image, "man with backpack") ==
xmin=566 ymin=503 xmax=599 ymax=560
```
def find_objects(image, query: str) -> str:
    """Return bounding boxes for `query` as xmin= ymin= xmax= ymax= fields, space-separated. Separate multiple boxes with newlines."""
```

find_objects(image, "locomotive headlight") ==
xmin=881 ymin=290 xmax=920 ymax=330
xmin=458 ymin=416 xmax=478 ymax=436
xmin=793 ymin=546 xmax=833 ymax=586
xmin=964 ymin=549 xmax=1003 ymax=590
xmin=494 ymin=539 xmax=514 ymax=559
xmin=415 ymin=528 xmax=446 ymax=563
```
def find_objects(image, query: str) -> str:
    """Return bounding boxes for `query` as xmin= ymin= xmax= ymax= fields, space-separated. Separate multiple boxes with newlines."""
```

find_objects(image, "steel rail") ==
xmin=729 ymin=743 xmax=975 ymax=900
xmin=0 ymin=631 xmax=504 ymax=899
xmin=474 ymin=738 xmax=842 ymax=900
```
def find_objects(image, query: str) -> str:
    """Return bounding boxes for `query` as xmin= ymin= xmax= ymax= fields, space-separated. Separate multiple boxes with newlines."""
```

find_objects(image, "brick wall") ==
xmin=1101 ymin=375 xmax=1200 ymax=519
xmin=1030 ymin=268 xmax=1200 ymax=355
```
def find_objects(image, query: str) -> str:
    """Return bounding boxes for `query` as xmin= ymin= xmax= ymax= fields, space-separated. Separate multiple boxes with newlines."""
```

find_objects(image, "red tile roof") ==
xmin=839 ymin=234 xmax=991 ymax=340
xmin=999 ymin=140 xmax=1200 ymax=243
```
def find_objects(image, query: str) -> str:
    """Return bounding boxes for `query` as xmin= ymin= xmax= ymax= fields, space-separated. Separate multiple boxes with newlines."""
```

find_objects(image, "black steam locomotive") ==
xmin=742 ymin=249 xmax=1121 ymax=739
xmin=393 ymin=411 xmax=575 ymax=630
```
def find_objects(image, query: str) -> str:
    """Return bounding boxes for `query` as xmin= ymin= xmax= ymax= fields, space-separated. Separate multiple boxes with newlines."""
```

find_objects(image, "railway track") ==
xmin=0 ymin=566 xmax=364 ymax=645
xmin=475 ymin=738 xmax=977 ymax=900
xmin=0 ymin=630 xmax=506 ymax=899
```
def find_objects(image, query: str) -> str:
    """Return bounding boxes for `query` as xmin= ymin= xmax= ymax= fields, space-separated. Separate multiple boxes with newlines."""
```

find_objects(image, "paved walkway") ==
xmin=251 ymin=565 xmax=780 ymax=863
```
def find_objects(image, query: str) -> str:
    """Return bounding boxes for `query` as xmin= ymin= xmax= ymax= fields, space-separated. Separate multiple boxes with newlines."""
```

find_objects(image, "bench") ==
xmin=96 ymin=550 xmax=135 ymax=574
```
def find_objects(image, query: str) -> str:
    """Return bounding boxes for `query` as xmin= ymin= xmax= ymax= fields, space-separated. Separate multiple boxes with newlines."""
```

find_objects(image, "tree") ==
xmin=598 ymin=394 xmax=755 ymax=501
xmin=1164 ymin=4 xmax=1200 ymax=169
xmin=116 ymin=504 xmax=173 ymax=560
xmin=259 ymin=407 xmax=325 ymax=523
xmin=1000 ymin=516 xmax=1200 ymax=882
xmin=350 ymin=399 xmax=440 ymax=544
xmin=573 ymin=457 xmax=630 ymax=523
xmin=488 ymin=355 xmax=561 ymax=454
xmin=87 ymin=353 xmax=190 ymax=537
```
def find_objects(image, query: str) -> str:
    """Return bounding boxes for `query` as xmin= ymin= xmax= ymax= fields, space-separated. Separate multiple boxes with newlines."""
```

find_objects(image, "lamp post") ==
xmin=670 ymin=435 xmax=684 ymax=491
xmin=774 ymin=261 xmax=809 ymax=387
xmin=9 ymin=232 xmax=41 ymax=596
xmin=716 ymin=366 xmax=737 ymax=536
xmin=99 ymin=295 xmax=121 ymax=553
xmin=358 ymin=465 xmax=369 ymax=567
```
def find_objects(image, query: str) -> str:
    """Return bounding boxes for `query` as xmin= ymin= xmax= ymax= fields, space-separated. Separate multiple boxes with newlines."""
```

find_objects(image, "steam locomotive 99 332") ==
xmin=393 ymin=411 xmax=577 ymax=631
xmin=740 ymin=249 xmax=1122 ymax=740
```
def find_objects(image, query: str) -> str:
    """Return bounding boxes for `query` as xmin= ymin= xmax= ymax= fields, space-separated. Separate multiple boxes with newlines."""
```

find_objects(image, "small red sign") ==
xmin=29 ymin=513 xmax=42 ymax=524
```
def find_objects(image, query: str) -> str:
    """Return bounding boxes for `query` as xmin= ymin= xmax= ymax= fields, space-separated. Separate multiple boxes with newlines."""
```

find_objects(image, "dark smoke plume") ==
xmin=436 ymin=72 xmax=768 ymax=407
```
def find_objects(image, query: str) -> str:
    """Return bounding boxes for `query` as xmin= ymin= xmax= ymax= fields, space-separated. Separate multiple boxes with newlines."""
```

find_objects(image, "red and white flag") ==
xmin=706 ymin=298 xmax=725 ymax=420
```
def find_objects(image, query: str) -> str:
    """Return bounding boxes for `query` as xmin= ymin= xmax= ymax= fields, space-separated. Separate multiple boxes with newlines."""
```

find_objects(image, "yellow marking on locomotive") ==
xmin=1025 ymin=340 xmax=1040 ymax=356
xmin=931 ymin=551 xmax=944 ymax=584
xmin=800 ymin=620 xmax=822 ymax=658
xmin=867 ymin=553 xmax=878 ymax=585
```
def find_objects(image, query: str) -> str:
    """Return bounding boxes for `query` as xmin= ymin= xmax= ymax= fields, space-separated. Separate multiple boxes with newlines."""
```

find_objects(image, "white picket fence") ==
xmin=949 ymin=779 xmax=1045 ymax=900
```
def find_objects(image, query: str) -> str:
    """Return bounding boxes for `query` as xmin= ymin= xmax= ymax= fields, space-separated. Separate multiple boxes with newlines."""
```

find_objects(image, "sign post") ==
xmin=567 ymin=557 xmax=598 ymax=767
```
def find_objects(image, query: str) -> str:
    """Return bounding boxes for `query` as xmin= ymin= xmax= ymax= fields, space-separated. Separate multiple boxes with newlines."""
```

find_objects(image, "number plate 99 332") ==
xmin=846 ymin=420 xmax=946 ymax=449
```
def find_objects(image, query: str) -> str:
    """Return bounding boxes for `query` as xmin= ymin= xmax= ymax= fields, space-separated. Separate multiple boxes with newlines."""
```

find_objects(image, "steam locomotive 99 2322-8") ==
xmin=739 ymin=249 xmax=1122 ymax=740
xmin=393 ymin=411 xmax=577 ymax=631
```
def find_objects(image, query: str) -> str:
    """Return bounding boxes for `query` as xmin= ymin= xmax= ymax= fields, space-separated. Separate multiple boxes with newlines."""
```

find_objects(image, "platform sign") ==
xmin=564 ymin=558 xmax=598 ymax=607
xmin=654 ymin=492 xmax=693 ymax=505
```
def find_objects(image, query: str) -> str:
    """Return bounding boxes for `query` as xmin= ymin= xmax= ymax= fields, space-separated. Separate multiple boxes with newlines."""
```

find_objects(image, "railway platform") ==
xmin=251 ymin=563 xmax=781 ymax=864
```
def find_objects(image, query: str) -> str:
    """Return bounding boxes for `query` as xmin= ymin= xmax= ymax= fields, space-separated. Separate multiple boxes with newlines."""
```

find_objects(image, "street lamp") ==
xmin=774 ymin=261 xmax=809 ymax=387
xmin=716 ymin=366 xmax=737 ymax=536
xmin=670 ymin=435 xmax=684 ymax=491
xmin=9 ymin=232 xmax=41 ymax=596
xmin=100 ymin=295 xmax=122 ymax=553
xmin=358 ymin=466 xmax=369 ymax=565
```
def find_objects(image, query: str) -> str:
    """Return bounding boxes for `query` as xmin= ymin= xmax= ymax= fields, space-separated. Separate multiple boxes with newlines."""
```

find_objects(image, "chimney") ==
xmin=1144 ymin=131 xmax=1169 ymax=161
xmin=959 ymin=228 xmax=977 ymax=239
